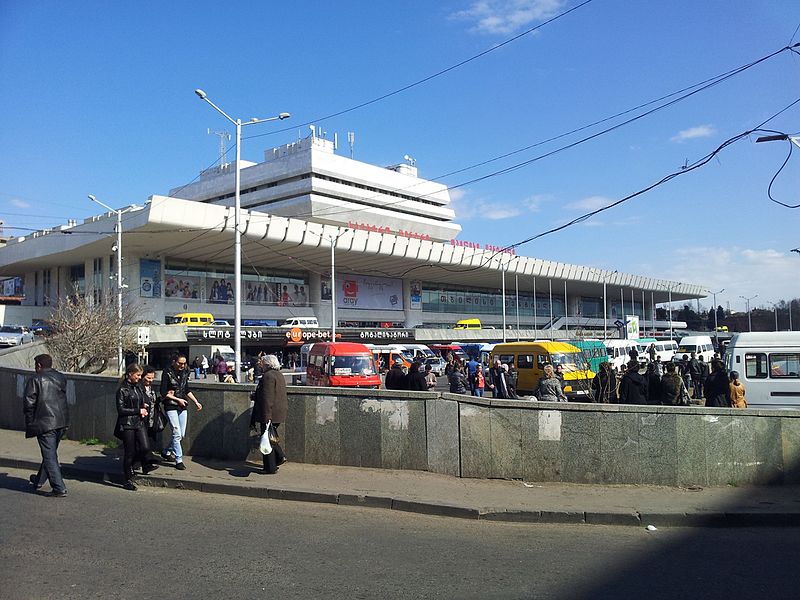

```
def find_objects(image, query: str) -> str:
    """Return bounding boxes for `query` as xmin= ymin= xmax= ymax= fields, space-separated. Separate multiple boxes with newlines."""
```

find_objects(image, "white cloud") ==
xmin=670 ymin=125 xmax=716 ymax=143
xmin=9 ymin=198 xmax=30 ymax=209
xmin=641 ymin=246 xmax=799 ymax=308
xmin=565 ymin=195 xmax=614 ymax=211
xmin=449 ymin=190 xmax=548 ymax=221
xmin=451 ymin=0 xmax=566 ymax=35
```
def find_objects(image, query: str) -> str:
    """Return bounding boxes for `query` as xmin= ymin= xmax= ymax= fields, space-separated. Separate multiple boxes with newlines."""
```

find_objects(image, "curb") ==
xmin=2 ymin=455 xmax=797 ymax=528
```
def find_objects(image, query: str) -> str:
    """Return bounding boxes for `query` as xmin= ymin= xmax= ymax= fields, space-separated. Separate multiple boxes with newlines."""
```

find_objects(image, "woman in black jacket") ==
xmin=116 ymin=363 xmax=154 ymax=491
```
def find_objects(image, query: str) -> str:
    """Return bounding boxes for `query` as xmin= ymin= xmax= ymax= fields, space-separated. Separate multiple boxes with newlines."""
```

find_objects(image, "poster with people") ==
xmin=164 ymin=274 xmax=204 ymax=300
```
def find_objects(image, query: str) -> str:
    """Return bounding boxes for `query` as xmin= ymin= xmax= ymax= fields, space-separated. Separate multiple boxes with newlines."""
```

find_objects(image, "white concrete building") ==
xmin=0 ymin=135 xmax=705 ymax=335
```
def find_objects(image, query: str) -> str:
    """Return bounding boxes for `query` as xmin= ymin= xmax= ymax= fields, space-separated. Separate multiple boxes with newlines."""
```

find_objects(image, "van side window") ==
xmin=537 ymin=355 xmax=548 ymax=369
xmin=498 ymin=354 xmax=515 ymax=366
xmin=769 ymin=353 xmax=800 ymax=378
xmin=745 ymin=353 xmax=768 ymax=379
xmin=518 ymin=355 xmax=534 ymax=369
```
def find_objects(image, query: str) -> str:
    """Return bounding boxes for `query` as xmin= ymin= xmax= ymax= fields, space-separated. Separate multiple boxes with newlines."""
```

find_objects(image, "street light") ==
xmin=739 ymin=294 xmax=758 ymax=332
xmin=708 ymin=288 xmax=725 ymax=349
xmin=195 ymin=89 xmax=290 ymax=376
xmin=657 ymin=282 xmax=680 ymax=340
xmin=87 ymin=194 xmax=136 ymax=375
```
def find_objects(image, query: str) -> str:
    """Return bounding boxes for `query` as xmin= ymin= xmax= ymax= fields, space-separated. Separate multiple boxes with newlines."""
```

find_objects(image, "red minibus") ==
xmin=306 ymin=342 xmax=381 ymax=388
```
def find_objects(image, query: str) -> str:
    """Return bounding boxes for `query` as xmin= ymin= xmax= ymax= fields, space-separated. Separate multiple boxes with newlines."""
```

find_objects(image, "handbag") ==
xmin=153 ymin=404 xmax=168 ymax=433
xmin=259 ymin=420 xmax=273 ymax=455
xmin=268 ymin=424 xmax=280 ymax=444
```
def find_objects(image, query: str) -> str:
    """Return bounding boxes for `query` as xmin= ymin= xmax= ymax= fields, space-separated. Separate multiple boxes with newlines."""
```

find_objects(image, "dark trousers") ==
xmin=692 ymin=377 xmax=703 ymax=399
xmin=260 ymin=422 xmax=285 ymax=474
xmin=120 ymin=427 xmax=151 ymax=481
xmin=35 ymin=428 xmax=66 ymax=493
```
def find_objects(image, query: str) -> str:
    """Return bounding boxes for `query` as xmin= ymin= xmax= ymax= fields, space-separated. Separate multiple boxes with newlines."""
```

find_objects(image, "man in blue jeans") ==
xmin=23 ymin=354 xmax=70 ymax=497
xmin=466 ymin=356 xmax=480 ymax=396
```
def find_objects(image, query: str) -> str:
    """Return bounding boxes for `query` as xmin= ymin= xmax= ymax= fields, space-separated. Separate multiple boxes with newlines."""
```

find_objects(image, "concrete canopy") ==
xmin=0 ymin=195 xmax=705 ymax=303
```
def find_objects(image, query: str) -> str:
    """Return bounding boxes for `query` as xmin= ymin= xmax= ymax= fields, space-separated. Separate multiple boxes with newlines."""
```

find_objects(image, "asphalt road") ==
xmin=1 ymin=466 xmax=798 ymax=600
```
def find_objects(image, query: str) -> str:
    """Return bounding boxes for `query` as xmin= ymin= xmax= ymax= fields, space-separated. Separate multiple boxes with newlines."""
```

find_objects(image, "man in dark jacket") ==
xmin=384 ymin=357 xmax=408 ymax=390
xmin=704 ymin=359 xmax=731 ymax=408
xmin=618 ymin=360 xmax=649 ymax=404
xmin=23 ymin=354 xmax=69 ymax=497
xmin=689 ymin=353 xmax=703 ymax=399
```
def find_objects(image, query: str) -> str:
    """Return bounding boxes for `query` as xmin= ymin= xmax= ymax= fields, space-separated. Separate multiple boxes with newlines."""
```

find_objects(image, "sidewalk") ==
xmin=1 ymin=428 xmax=799 ymax=527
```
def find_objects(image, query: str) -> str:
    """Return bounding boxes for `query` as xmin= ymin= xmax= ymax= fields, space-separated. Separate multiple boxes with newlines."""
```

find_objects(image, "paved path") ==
xmin=2 ymin=428 xmax=799 ymax=527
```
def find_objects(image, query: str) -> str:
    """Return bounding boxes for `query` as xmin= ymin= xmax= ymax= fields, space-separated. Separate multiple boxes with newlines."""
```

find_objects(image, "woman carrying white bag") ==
xmin=250 ymin=355 xmax=287 ymax=474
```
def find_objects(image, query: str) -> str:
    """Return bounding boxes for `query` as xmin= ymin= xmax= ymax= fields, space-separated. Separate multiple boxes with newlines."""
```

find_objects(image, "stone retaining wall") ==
xmin=2 ymin=366 xmax=797 ymax=486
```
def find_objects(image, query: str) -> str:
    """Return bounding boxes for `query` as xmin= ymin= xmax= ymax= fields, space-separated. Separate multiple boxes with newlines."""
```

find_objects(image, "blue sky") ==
xmin=1 ymin=0 xmax=798 ymax=312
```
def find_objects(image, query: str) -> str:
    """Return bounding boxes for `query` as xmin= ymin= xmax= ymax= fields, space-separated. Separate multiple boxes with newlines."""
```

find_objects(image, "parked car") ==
xmin=211 ymin=319 xmax=231 ymax=326
xmin=31 ymin=320 xmax=53 ymax=337
xmin=424 ymin=356 xmax=447 ymax=376
xmin=0 ymin=325 xmax=35 ymax=346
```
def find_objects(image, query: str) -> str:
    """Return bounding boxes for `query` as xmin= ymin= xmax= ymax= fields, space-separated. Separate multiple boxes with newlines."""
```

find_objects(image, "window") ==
xmin=537 ymin=355 xmax=549 ymax=369
xmin=518 ymin=355 xmax=534 ymax=369
xmin=769 ymin=353 xmax=800 ymax=378
xmin=745 ymin=353 xmax=768 ymax=379
xmin=498 ymin=354 xmax=515 ymax=366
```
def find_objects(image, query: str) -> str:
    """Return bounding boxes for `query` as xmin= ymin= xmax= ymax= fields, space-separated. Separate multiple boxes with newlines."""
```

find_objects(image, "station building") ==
xmin=0 ymin=132 xmax=705 ymax=348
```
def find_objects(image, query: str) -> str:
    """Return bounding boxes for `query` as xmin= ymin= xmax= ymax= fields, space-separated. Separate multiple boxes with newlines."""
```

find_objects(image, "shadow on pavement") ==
xmin=0 ymin=470 xmax=34 ymax=494
xmin=565 ymin=457 xmax=800 ymax=600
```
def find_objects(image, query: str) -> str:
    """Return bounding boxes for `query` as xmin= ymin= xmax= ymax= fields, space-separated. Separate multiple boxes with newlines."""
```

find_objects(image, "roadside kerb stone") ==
xmin=584 ymin=511 xmax=641 ymax=526
xmin=338 ymin=493 xmax=393 ymax=509
xmin=267 ymin=488 xmax=339 ymax=504
xmin=390 ymin=498 xmax=482 ymax=520
xmin=480 ymin=509 xmax=542 ymax=523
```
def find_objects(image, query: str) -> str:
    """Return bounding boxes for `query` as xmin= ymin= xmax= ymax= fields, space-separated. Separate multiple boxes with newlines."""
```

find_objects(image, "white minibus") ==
xmin=676 ymin=335 xmax=715 ymax=362
xmin=604 ymin=340 xmax=641 ymax=371
xmin=725 ymin=332 xmax=800 ymax=409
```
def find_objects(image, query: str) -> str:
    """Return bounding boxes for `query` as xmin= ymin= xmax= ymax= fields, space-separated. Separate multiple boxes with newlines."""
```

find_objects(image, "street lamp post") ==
xmin=739 ymin=294 xmax=758 ymax=332
xmin=709 ymin=288 xmax=725 ymax=349
xmin=87 ymin=195 xmax=127 ymax=375
xmin=195 ymin=89 xmax=289 ymax=376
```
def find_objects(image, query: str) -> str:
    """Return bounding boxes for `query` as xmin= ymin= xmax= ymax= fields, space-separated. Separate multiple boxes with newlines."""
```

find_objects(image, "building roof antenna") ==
xmin=348 ymin=132 xmax=355 ymax=159
xmin=208 ymin=128 xmax=231 ymax=171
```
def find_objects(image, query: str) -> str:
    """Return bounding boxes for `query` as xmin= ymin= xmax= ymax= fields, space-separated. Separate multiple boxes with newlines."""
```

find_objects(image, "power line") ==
xmin=239 ymin=42 xmax=800 ymax=225
xmin=242 ymin=0 xmax=597 ymax=143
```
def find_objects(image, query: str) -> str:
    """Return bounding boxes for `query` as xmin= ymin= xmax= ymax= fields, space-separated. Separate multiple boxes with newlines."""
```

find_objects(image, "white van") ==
xmin=400 ymin=344 xmax=436 ymax=361
xmin=638 ymin=340 xmax=679 ymax=363
xmin=725 ymin=332 xmax=800 ymax=409
xmin=676 ymin=335 xmax=714 ymax=362
xmin=296 ymin=342 xmax=315 ymax=384
xmin=604 ymin=340 xmax=641 ymax=371
xmin=279 ymin=317 xmax=319 ymax=329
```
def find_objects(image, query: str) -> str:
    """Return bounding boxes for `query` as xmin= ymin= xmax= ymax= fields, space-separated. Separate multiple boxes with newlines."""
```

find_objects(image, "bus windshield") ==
xmin=549 ymin=352 xmax=582 ymax=372
xmin=330 ymin=355 xmax=375 ymax=376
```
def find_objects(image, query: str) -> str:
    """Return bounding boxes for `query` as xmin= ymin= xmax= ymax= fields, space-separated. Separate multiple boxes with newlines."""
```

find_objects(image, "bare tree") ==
xmin=47 ymin=289 xmax=142 ymax=373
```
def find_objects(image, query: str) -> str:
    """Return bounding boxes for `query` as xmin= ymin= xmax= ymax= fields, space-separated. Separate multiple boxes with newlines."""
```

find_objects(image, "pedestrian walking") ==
xmin=448 ymin=364 xmax=469 ymax=395
xmin=660 ymin=362 xmax=684 ymax=406
xmin=619 ymin=360 xmax=649 ymax=404
xmin=729 ymin=371 xmax=747 ymax=408
xmin=384 ymin=356 xmax=408 ymax=390
xmin=646 ymin=361 xmax=662 ymax=405
xmin=466 ymin=356 xmax=480 ymax=395
xmin=200 ymin=354 xmax=209 ymax=379
xmin=23 ymin=353 xmax=69 ymax=497
xmin=473 ymin=364 xmax=486 ymax=397
xmin=116 ymin=363 xmax=156 ymax=491
xmin=591 ymin=361 xmax=618 ymax=403
xmin=487 ymin=359 xmax=511 ymax=398
xmin=250 ymin=355 xmax=287 ymax=474
xmin=704 ymin=359 xmax=731 ymax=408
xmin=192 ymin=356 xmax=202 ymax=379
xmin=141 ymin=365 xmax=166 ymax=462
xmin=698 ymin=356 xmax=709 ymax=399
xmin=215 ymin=356 xmax=229 ymax=382
xmin=160 ymin=354 xmax=203 ymax=470
xmin=689 ymin=353 xmax=703 ymax=399
xmin=406 ymin=361 xmax=428 ymax=391
xmin=534 ymin=364 xmax=567 ymax=402
xmin=424 ymin=363 xmax=437 ymax=390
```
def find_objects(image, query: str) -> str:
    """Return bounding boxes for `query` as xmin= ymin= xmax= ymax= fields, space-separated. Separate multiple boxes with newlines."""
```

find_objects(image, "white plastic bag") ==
xmin=259 ymin=420 xmax=273 ymax=455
